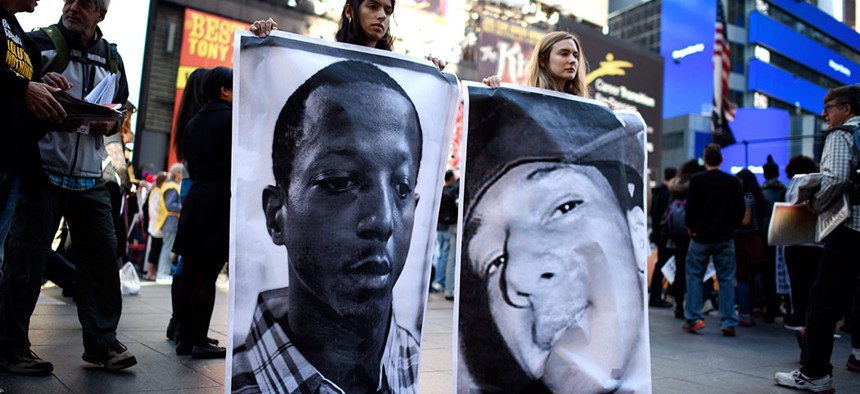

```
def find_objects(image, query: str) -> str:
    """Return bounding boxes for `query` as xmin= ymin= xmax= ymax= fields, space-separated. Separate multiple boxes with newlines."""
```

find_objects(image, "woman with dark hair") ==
xmin=335 ymin=0 xmax=396 ymax=51
xmin=164 ymin=67 xmax=210 ymax=341
xmin=665 ymin=158 xmax=706 ymax=319
xmin=172 ymin=67 xmax=210 ymax=167
xmin=735 ymin=168 xmax=768 ymax=327
xmin=249 ymin=1 xmax=446 ymax=69
xmin=172 ymin=66 xmax=233 ymax=359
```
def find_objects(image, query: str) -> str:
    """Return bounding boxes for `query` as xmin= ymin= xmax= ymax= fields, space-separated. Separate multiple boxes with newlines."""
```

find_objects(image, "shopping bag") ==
xmin=119 ymin=261 xmax=140 ymax=295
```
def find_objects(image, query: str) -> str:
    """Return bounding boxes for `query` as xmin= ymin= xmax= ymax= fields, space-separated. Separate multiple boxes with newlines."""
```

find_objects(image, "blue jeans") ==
xmin=737 ymin=278 xmax=752 ymax=316
xmin=684 ymin=239 xmax=738 ymax=328
xmin=0 ymin=174 xmax=20 ymax=283
xmin=433 ymin=228 xmax=451 ymax=287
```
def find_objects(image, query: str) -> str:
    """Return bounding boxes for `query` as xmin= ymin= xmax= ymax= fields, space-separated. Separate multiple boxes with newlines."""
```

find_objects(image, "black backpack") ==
xmin=662 ymin=199 xmax=689 ymax=241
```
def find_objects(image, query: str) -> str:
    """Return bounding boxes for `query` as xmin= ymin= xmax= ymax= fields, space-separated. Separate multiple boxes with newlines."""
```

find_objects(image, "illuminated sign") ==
xmin=571 ymin=19 xmax=663 ymax=181
xmin=593 ymin=78 xmax=656 ymax=108
xmin=671 ymin=43 xmax=705 ymax=60
xmin=168 ymin=9 xmax=248 ymax=165
xmin=730 ymin=165 xmax=763 ymax=175
xmin=586 ymin=52 xmax=658 ymax=109
xmin=829 ymin=59 xmax=852 ymax=77
xmin=721 ymin=108 xmax=790 ymax=185
xmin=476 ymin=17 xmax=545 ymax=84
xmin=661 ymin=0 xmax=716 ymax=118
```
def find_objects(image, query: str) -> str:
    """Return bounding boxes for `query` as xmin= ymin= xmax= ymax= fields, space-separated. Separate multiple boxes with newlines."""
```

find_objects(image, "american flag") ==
xmin=712 ymin=0 xmax=736 ymax=147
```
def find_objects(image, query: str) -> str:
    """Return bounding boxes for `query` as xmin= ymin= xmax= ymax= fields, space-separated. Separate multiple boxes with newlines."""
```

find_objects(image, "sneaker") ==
xmin=682 ymin=319 xmax=705 ymax=333
xmin=0 ymin=350 xmax=53 ymax=375
xmin=848 ymin=355 xmax=860 ymax=372
xmin=739 ymin=314 xmax=756 ymax=327
xmin=82 ymin=341 xmax=137 ymax=371
xmin=774 ymin=369 xmax=834 ymax=393
xmin=430 ymin=283 xmax=444 ymax=293
xmin=720 ymin=326 xmax=737 ymax=337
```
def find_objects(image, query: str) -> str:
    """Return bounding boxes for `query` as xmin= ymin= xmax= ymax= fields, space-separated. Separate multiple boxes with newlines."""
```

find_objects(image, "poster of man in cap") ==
xmin=456 ymin=83 xmax=652 ymax=393
xmin=227 ymin=31 xmax=460 ymax=393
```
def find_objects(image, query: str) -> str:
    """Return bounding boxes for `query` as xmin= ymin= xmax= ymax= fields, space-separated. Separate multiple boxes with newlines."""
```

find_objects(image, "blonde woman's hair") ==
xmin=525 ymin=31 xmax=589 ymax=98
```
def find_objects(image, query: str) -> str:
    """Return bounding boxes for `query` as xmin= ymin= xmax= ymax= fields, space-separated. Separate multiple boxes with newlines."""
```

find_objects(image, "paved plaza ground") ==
xmin=2 ymin=283 xmax=860 ymax=393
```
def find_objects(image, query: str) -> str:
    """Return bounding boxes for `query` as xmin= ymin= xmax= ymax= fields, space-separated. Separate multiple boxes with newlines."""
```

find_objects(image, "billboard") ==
xmin=574 ymin=22 xmax=664 ymax=180
xmin=476 ymin=16 xmax=545 ymax=84
xmin=660 ymin=0 xmax=716 ymax=119
xmin=721 ymin=108 xmax=791 ymax=185
xmin=168 ymin=8 xmax=248 ymax=166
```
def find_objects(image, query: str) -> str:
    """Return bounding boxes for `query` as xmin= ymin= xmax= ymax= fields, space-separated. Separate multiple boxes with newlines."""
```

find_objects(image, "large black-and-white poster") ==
xmin=456 ymin=83 xmax=652 ymax=393
xmin=227 ymin=31 xmax=460 ymax=393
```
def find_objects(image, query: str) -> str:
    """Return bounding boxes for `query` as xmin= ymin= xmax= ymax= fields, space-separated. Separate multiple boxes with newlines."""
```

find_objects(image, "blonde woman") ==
xmin=483 ymin=31 xmax=589 ymax=98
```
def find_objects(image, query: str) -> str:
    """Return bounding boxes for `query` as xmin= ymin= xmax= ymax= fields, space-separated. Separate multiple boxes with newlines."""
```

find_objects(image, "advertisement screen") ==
xmin=169 ymin=8 xmax=248 ymax=166
xmin=574 ymin=22 xmax=664 ymax=181
xmin=721 ymin=108 xmax=791 ymax=185
xmin=660 ymin=0 xmax=716 ymax=119
xmin=476 ymin=16 xmax=545 ymax=84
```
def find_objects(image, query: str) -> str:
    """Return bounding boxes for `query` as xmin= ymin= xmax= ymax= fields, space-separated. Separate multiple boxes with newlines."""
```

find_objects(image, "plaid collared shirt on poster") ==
xmin=232 ymin=288 xmax=420 ymax=394
xmin=814 ymin=116 xmax=860 ymax=232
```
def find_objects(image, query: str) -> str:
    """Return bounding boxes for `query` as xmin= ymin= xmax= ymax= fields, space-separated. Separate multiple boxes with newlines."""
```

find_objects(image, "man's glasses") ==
xmin=823 ymin=102 xmax=846 ymax=112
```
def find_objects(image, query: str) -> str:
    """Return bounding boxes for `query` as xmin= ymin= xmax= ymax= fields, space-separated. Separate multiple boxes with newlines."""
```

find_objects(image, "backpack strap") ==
xmin=41 ymin=25 xmax=118 ymax=74
xmin=829 ymin=125 xmax=859 ymax=134
xmin=40 ymin=25 xmax=69 ymax=74
xmin=106 ymin=41 xmax=118 ymax=74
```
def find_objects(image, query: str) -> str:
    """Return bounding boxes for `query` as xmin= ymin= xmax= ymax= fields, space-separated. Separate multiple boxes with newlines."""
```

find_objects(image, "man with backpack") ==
xmin=775 ymin=85 xmax=860 ymax=393
xmin=0 ymin=0 xmax=136 ymax=375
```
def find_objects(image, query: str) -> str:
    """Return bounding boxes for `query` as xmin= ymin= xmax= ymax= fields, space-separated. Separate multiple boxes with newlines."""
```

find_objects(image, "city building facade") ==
xmin=611 ymin=0 xmax=860 ymax=183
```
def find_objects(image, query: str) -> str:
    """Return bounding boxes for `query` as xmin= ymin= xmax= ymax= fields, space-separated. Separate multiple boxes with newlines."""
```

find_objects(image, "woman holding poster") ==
xmin=250 ymin=0 xmax=446 ymax=69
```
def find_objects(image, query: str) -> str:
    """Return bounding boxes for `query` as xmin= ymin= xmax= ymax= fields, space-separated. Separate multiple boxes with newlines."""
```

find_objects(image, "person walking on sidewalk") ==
xmin=0 ymin=0 xmax=136 ymax=374
xmin=682 ymin=143 xmax=744 ymax=336
xmin=775 ymin=85 xmax=860 ymax=393
xmin=0 ymin=0 xmax=69 ymax=379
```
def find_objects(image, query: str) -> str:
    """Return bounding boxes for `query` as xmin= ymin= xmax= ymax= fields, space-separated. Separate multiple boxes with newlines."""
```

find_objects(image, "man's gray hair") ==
xmin=169 ymin=163 xmax=184 ymax=179
xmin=98 ymin=0 xmax=110 ymax=11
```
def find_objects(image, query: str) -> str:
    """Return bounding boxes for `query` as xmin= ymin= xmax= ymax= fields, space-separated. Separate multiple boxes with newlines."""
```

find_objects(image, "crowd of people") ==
xmin=2 ymin=0 xmax=860 ymax=393
xmin=646 ymin=86 xmax=860 ymax=393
